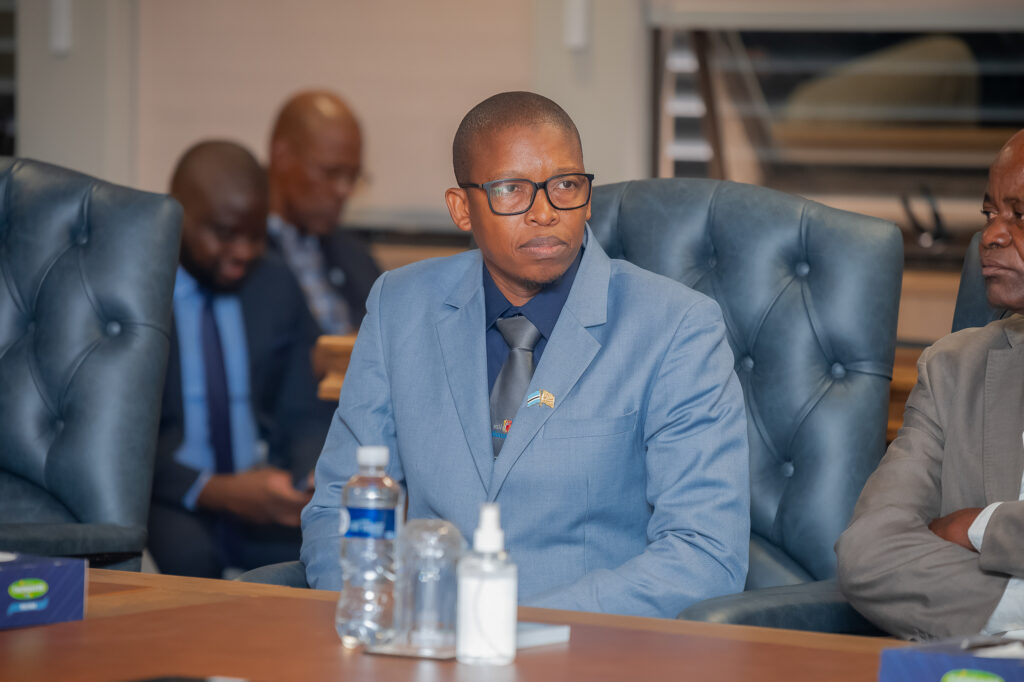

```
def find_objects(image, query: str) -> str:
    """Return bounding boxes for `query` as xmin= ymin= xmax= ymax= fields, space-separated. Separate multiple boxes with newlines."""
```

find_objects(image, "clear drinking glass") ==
xmin=389 ymin=518 xmax=466 ymax=658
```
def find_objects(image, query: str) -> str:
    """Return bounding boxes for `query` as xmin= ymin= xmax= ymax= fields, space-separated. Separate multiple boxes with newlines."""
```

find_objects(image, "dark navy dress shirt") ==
xmin=482 ymin=245 xmax=584 ymax=393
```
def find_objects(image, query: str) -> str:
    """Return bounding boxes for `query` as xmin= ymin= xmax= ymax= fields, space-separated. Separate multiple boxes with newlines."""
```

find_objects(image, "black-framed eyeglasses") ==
xmin=459 ymin=172 xmax=595 ymax=216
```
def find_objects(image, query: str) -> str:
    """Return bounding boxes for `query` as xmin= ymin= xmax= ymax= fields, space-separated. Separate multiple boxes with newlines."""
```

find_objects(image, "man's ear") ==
xmin=445 ymin=188 xmax=473 ymax=233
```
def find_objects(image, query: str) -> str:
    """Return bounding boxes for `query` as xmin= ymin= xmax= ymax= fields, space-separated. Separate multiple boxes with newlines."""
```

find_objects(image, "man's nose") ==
xmin=229 ymin=235 xmax=265 ymax=264
xmin=982 ymin=214 xmax=1012 ymax=249
xmin=331 ymin=175 xmax=356 ymax=201
xmin=526 ymin=186 xmax=558 ymax=225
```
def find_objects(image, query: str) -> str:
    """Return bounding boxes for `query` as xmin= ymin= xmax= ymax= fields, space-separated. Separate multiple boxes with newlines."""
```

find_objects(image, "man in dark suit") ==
xmin=266 ymin=90 xmax=381 ymax=334
xmin=148 ymin=140 xmax=332 ymax=578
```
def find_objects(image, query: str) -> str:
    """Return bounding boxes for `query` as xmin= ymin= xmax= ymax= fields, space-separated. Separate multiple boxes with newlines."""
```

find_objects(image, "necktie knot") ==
xmin=496 ymin=315 xmax=541 ymax=351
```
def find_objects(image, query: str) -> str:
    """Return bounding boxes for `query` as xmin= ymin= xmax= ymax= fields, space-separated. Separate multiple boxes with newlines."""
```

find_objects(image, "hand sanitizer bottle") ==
xmin=456 ymin=503 xmax=517 ymax=665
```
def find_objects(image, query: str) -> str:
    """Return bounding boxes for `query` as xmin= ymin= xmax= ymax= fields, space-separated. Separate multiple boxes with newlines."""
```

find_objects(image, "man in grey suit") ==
xmin=837 ymin=130 xmax=1024 ymax=640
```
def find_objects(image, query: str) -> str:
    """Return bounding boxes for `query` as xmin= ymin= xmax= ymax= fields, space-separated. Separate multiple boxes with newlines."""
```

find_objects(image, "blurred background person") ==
xmin=267 ymin=90 xmax=381 ymax=334
xmin=149 ymin=140 xmax=332 ymax=578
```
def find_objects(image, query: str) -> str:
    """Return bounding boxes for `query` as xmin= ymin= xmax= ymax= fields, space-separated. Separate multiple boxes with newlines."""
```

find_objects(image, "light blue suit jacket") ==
xmin=301 ymin=229 xmax=750 ymax=618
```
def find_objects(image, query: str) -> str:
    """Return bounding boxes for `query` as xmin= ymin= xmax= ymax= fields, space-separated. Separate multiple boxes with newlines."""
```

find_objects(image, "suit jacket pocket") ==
xmin=543 ymin=410 xmax=638 ymax=439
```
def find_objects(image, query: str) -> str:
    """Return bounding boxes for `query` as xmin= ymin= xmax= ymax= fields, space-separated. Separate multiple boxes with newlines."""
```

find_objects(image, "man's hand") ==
xmin=928 ymin=507 xmax=984 ymax=551
xmin=197 ymin=467 xmax=313 ymax=527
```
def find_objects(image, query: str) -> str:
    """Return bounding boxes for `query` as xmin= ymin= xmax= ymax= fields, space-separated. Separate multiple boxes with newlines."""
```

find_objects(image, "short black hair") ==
xmin=170 ymin=139 xmax=266 ymax=199
xmin=452 ymin=91 xmax=582 ymax=184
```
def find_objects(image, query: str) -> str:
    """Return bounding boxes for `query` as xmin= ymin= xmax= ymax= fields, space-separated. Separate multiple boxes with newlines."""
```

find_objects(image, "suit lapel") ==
xmin=983 ymin=314 xmax=1024 ymax=502
xmin=436 ymin=253 xmax=493 ymax=490
xmin=488 ymin=230 xmax=610 ymax=500
xmin=238 ymin=276 xmax=261 ymax=400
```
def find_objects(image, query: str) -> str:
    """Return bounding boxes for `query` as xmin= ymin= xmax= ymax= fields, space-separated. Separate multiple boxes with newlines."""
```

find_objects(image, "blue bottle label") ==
xmin=343 ymin=507 xmax=396 ymax=539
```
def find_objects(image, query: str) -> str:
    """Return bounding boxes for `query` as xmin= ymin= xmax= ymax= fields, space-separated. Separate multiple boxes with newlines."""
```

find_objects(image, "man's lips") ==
xmin=519 ymin=236 xmax=568 ymax=257
xmin=980 ymin=259 xmax=1014 ymax=277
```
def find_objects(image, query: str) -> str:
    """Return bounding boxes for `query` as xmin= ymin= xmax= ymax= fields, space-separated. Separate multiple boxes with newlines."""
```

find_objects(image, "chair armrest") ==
xmin=0 ymin=523 xmax=147 ymax=569
xmin=236 ymin=560 xmax=310 ymax=588
xmin=677 ymin=579 xmax=886 ymax=635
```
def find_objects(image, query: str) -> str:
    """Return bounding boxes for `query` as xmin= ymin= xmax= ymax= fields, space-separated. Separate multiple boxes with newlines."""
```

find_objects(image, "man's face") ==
xmin=446 ymin=124 xmax=589 ymax=305
xmin=980 ymin=139 xmax=1024 ymax=313
xmin=180 ymin=187 xmax=267 ymax=292
xmin=272 ymin=120 xmax=362 ymax=236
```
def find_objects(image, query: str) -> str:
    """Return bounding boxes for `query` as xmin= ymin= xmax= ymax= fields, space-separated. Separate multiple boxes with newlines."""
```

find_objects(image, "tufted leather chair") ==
xmin=0 ymin=158 xmax=182 ymax=570
xmin=587 ymin=178 xmax=902 ymax=631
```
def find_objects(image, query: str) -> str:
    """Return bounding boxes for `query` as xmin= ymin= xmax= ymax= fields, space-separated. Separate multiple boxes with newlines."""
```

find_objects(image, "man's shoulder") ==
xmin=924 ymin=314 xmax=1021 ymax=365
xmin=240 ymin=252 xmax=305 ymax=309
xmin=376 ymin=250 xmax=479 ymax=298
xmin=606 ymin=256 xmax=718 ymax=314
xmin=321 ymin=227 xmax=375 ymax=259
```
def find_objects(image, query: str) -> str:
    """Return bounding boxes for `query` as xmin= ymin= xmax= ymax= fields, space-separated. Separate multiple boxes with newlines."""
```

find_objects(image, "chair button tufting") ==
xmin=781 ymin=461 xmax=795 ymax=477
xmin=76 ymin=232 xmax=89 ymax=246
xmin=831 ymin=362 xmax=846 ymax=378
xmin=106 ymin=321 xmax=122 ymax=336
xmin=741 ymin=356 xmax=754 ymax=371
xmin=55 ymin=419 xmax=65 ymax=432
xmin=795 ymin=262 xmax=810 ymax=277
xmin=707 ymin=256 xmax=717 ymax=268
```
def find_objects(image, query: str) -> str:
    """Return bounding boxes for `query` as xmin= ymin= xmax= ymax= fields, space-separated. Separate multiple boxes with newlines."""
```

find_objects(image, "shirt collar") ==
xmin=174 ymin=265 xmax=200 ymax=300
xmin=267 ymin=213 xmax=317 ymax=249
xmin=483 ymin=243 xmax=584 ymax=340
xmin=266 ymin=213 xmax=289 ymax=240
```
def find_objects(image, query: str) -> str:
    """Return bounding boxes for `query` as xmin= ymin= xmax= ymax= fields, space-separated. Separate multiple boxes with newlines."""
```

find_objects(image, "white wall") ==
xmin=18 ymin=0 xmax=652 ymax=228
xmin=18 ymin=0 xmax=138 ymax=187
xmin=532 ymin=0 xmax=651 ymax=185
xmin=136 ymin=0 xmax=534 ymax=229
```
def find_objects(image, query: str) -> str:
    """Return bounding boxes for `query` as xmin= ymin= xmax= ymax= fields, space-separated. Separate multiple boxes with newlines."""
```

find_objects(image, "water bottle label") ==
xmin=343 ymin=507 xmax=396 ymax=539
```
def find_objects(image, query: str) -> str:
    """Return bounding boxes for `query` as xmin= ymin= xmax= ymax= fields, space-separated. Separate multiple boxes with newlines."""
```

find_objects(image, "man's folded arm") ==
xmin=301 ymin=274 xmax=401 ymax=590
xmin=836 ymin=350 xmax=1009 ymax=640
xmin=526 ymin=300 xmax=750 ymax=617
xmin=979 ymin=501 xmax=1024 ymax=579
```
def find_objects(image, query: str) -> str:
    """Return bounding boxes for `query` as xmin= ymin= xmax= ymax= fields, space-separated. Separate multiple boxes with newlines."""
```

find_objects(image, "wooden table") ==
xmin=0 ymin=569 xmax=898 ymax=681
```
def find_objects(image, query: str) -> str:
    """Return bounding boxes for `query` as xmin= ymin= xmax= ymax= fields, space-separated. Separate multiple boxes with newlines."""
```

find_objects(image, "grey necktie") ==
xmin=490 ymin=315 xmax=541 ymax=456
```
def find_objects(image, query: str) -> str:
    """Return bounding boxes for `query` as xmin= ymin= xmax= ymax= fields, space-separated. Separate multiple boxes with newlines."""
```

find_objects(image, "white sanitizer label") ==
xmin=457 ymin=574 xmax=517 ymax=661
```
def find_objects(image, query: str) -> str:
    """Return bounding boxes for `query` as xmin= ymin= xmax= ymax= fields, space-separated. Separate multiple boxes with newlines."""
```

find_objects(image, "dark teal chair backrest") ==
xmin=0 ymin=158 xmax=182 ymax=569
xmin=589 ymin=178 xmax=903 ymax=590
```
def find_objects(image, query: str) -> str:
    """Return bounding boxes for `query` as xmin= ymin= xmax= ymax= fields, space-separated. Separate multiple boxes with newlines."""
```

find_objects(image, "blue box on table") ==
xmin=0 ymin=552 xmax=86 ymax=630
xmin=880 ymin=636 xmax=1024 ymax=681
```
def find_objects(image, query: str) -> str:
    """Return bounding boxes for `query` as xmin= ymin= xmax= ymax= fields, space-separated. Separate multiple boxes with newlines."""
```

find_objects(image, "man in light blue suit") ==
xmin=301 ymin=92 xmax=749 ymax=618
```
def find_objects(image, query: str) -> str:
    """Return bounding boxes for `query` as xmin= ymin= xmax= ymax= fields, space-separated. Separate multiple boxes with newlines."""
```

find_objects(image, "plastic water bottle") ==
xmin=335 ymin=445 xmax=404 ymax=649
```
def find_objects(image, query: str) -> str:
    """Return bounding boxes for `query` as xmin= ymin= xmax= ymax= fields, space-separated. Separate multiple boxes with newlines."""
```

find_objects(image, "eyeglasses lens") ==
xmin=487 ymin=174 xmax=591 ymax=214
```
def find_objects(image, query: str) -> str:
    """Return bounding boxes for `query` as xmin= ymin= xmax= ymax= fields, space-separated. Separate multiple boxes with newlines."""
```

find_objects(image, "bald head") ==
xmin=171 ymin=140 xmax=267 ymax=205
xmin=271 ymin=91 xmax=358 ymax=148
xmin=453 ymin=91 xmax=582 ymax=185
xmin=979 ymin=128 xmax=1024 ymax=313
xmin=268 ymin=90 xmax=363 ymax=235
xmin=170 ymin=140 xmax=268 ymax=292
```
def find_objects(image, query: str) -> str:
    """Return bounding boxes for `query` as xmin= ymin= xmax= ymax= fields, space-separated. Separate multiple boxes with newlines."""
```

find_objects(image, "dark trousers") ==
xmin=148 ymin=502 xmax=303 ymax=578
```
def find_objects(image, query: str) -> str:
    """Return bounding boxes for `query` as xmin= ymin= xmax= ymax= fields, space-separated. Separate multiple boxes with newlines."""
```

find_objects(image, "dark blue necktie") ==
xmin=200 ymin=293 xmax=234 ymax=474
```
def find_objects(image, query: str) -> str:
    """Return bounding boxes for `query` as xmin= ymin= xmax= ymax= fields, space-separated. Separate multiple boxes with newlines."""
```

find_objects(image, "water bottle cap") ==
xmin=473 ymin=503 xmax=505 ymax=553
xmin=356 ymin=445 xmax=389 ymax=468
